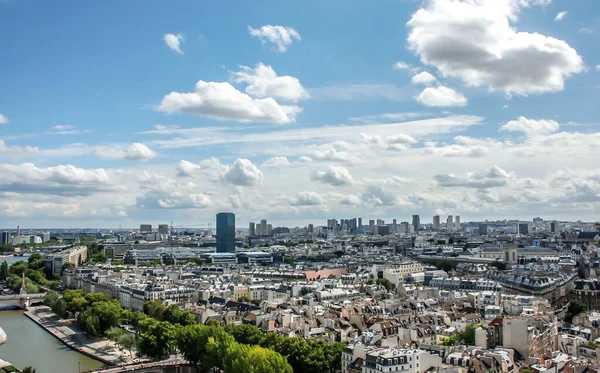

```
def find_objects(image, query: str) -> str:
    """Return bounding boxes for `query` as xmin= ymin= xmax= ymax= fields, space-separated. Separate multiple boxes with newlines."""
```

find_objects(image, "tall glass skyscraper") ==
xmin=216 ymin=212 xmax=236 ymax=253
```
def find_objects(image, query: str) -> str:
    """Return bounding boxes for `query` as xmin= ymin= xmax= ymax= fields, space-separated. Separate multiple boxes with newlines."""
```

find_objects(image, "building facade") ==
xmin=216 ymin=212 xmax=236 ymax=253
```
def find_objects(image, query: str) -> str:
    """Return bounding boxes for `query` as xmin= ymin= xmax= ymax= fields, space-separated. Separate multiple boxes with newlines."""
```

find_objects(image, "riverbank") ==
xmin=24 ymin=306 xmax=136 ymax=367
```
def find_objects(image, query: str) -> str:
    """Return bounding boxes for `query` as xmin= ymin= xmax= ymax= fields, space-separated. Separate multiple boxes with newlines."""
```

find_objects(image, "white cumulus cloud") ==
xmin=262 ymin=156 xmax=291 ymax=168
xmin=416 ymin=85 xmax=467 ymax=107
xmin=433 ymin=166 xmax=512 ymax=189
xmin=500 ymin=116 xmax=560 ymax=136
xmin=411 ymin=71 xmax=437 ymax=85
xmin=95 ymin=143 xmax=156 ymax=161
xmin=407 ymin=0 xmax=584 ymax=95
xmin=163 ymin=33 xmax=184 ymax=54
xmin=311 ymin=166 xmax=355 ymax=186
xmin=0 ymin=114 xmax=8 ymax=124
xmin=0 ymin=163 xmax=117 ymax=196
xmin=340 ymin=194 xmax=361 ymax=205
xmin=291 ymin=191 xmax=323 ymax=206
xmin=223 ymin=159 xmax=264 ymax=186
xmin=230 ymin=63 xmax=309 ymax=102
xmin=157 ymin=80 xmax=302 ymax=124
xmin=248 ymin=25 xmax=301 ymax=52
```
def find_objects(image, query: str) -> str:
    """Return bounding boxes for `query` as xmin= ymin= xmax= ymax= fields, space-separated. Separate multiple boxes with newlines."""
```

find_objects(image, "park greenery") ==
xmin=440 ymin=323 xmax=479 ymax=346
xmin=366 ymin=278 xmax=396 ymax=292
xmin=43 ymin=289 xmax=345 ymax=373
xmin=0 ymin=253 xmax=61 ymax=293
xmin=564 ymin=301 xmax=587 ymax=323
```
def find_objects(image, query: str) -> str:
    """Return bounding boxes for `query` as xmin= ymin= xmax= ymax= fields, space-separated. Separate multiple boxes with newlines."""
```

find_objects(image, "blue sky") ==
xmin=1 ymin=0 xmax=599 ymax=228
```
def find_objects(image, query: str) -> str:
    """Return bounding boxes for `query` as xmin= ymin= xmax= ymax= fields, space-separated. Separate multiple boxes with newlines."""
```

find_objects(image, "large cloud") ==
xmin=157 ymin=81 xmax=302 ymax=124
xmin=0 ymin=163 xmax=118 ymax=196
xmin=223 ymin=159 xmax=264 ymax=186
xmin=407 ymin=0 xmax=584 ymax=95
xmin=248 ymin=25 xmax=301 ymax=52
xmin=230 ymin=63 xmax=309 ymax=102
xmin=311 ymin=166 xmax=355 ymax=186
xmin=500 ymin=116 xmax=559 ymax=136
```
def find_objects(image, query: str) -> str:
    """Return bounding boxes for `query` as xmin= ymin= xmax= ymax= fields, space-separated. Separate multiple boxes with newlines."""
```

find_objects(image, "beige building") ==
xmin=43 ymin=246 xmax=88 ymax=276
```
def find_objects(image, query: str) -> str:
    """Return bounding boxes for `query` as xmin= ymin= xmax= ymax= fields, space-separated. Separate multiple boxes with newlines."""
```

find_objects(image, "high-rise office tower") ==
xmin=433 ymin=215 xmax=440 ymax=231
xmin=216 ymin=212 xmax=236 ymax=253
xmin=357 ymin=218 xmax=362 ymax=231
xmin=377 ymin=219 xmax=384 ymax=226
xmin=1 ymin=231 xmax=9 ymax=245
xmin=446 ymin=215 xmax=453 ymax=230
xmin=260 ymin=220 xmax=267 ymax=236
xmin=455 ymin=216 xmax=461 ymax=229
xmin=369 ymin=220 xmax=375 ymax=233
xmin=140 ymin=224 xmax=152 ymax=233
xmin=266 ymin=224 xmax=273 ymax=235
xmin=16 ymin=225 xmax=20 ymax=237
xmin=327 ymin=219 xmax=337 ymax=233
xmin=478 ymin=223 xmax=488 ymax=235
xmin=550 ymin=222 xmax=558 ymax=233
xmin=518 ymin=223 xmax=529 ymax=236
xmin=158 ymin=224 xmax=169 ymax=235
xmin=248 ymin=222 xmax=255 ymax=237
xmin=412 ymin=215 xmax=420 ymax=232
xmin=307 ymin=224 xmax=314 ymax=233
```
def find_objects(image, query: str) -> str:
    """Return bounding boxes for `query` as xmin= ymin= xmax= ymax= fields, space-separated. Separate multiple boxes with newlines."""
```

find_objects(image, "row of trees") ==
xmin=44 ymin=289 xmax=345 ymax=373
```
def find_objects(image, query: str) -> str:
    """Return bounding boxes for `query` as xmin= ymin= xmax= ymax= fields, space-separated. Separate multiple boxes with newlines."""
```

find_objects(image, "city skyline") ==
xmin=1 ymin=0 xmax=600 ymax=228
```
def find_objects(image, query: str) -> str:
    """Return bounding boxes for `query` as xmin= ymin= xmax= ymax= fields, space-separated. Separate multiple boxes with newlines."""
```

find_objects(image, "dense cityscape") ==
xmin=2 ymin=0 xmax=600 ymax=372
xmin=0 ymin=213 xmax=600 ymax=372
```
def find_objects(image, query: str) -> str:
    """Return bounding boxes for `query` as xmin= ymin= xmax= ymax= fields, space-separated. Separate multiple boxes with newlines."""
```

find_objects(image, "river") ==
xmin=0 ymin=310 xmax=105 ymax=372
xmin=0 ymin=255 xmax=31 ymax=266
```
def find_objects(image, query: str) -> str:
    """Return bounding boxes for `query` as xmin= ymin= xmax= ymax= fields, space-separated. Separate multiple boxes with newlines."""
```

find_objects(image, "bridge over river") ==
xmin=0 ymin=274 xmax=45 ymax=309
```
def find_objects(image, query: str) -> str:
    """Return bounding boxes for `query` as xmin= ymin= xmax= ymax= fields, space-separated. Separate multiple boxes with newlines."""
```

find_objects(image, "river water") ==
xmin=0 ymin=310 xmax=105 ymax=372
xmin=0 ymin=254 xmax=106 ymax=373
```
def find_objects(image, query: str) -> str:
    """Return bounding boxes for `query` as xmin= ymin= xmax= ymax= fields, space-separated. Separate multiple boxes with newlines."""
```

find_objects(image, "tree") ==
xmin=22 ymin=367 xmax=36 ymax=373
xmin=0 ymin=261 xmax=9 ymax=281
xmin=375 ymin=278 xmax=395 ymax=292
xmin=92 ymin=300 xmax=123 ymax=334
xmin=177 ymin=324 xmax=235 ymax=371
xmin=63 ymin=289 xmax=85 ymax=304
xmin=9 ymin=261 xmax=28 ymax=277
xmin=138 ymin=321 xmax=180 ymax=359
xmin=84 ymin=292 xmax=110 ymax=306
xmin=565 ymin=301 xmax=588 ymax=323
xmin=52 ymin=298 xmax=69 ymax=319
xmin=237 ymin=295 xmax=251 ymax=303
xmin=250 ymin=299 xmax=261 ymax=306
xmin=144 ymin=299 xmax=167 ymax=321
xmin=462 ymin=324 xmax=477 ymax=345
xmin=224 ymin=343 xmax=292 ymax=373
xmin=163 ymin=304 xmax=183 ymax=324
xmin=105 ymin=327 xmax=124 ymax=346
xmin=224 ymin=323 xmax=263 ymax=345
xmin=61 ymin=262 xmax=75 ymax=272
xmin=118 ymin=333 xmax=136 ymax=358
xmin=44 ymin=290 xmax=59 ymax=308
